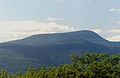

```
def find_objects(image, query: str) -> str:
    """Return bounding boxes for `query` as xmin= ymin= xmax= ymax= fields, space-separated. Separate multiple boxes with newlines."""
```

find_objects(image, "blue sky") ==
xmin=0 ymin=0 xmax=119 ymax=42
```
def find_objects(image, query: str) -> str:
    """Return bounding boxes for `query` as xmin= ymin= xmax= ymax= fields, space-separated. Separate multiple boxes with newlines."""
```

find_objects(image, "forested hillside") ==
xmin=0 ymin=30 xmax=119 ymax=71
xmin=0 ymin=53 xmax=120 ymax=78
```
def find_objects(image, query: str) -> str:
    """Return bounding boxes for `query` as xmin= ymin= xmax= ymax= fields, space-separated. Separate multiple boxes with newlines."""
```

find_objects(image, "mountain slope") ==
xmin=0 ymin=30 xmax=119 ymax=71
xmin=6 ymin=30 xmax=106 ymax=46
xmin=5 ymin=30 xmax=120 ymax=48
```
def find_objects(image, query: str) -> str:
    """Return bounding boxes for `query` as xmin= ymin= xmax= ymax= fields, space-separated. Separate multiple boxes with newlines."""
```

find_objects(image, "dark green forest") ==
xmin=0 ymin=53 xmax=120 ymax=78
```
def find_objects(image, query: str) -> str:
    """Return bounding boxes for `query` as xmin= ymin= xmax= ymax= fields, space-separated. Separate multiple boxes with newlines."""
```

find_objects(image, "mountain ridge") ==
xmin=0 ymin=30 xmax=119 ymax=71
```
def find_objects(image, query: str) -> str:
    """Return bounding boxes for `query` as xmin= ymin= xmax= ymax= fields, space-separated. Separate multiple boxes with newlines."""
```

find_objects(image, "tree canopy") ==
xmin=0 ymin=53 xmax=120 ymax=78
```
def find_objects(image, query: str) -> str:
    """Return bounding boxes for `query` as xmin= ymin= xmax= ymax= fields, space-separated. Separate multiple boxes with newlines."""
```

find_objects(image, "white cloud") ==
xmin=92 ymin=29 xmax=103 ymax=33
xmin=117 ymin=21 xmax=120 ymax=24
xmin=92 ymin=29 xmax=120 ymax=41
xmin=55 ymin=0 xmax=65 ymax=3
xmin=82 ymin=28 xmax=120 ymax=42
xmin=0 ymin=21 xmax=74 ymax=42
xmin=107 ymin=29 xmax=120 ymax=41
xmin=108 ymin=35 xmax=120 ymax=42
xmin=48 ymin=17 xmax=63 ymax=21
xmin=109 ymin=9 xmax=120 ymax=12
xmin=108 ymin=29 xmax=120 ymax=34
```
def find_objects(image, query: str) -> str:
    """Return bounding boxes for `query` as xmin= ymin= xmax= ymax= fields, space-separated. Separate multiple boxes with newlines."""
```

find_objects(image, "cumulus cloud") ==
xmin=55 ymin=0 xmax=65 ymax=3
xmin=109 ymin=9 xmax=120 ymax=12
xmin=108 ymin=29 xmax=120 ymax=34
xmin=117 ymin=21 xmax=120 ymax=24
xmin=48 ymin=17 xmax=63 ymax=21
xmin=108 ymin=35 xmax=120 ymax=42
xmin=92 ymin=29 xmax=120 ymax=41
xmin=92 ymin=29 xmax=103 ymax=33
xmin=106 ymin=29 xmax=120 ymax=41
xmin=0 ymin=21 xmax=74 ymax=42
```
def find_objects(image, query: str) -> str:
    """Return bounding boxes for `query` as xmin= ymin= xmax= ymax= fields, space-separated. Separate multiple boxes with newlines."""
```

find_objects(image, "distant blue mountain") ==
xmin=0 ymin=30 xmax=119 ymax=71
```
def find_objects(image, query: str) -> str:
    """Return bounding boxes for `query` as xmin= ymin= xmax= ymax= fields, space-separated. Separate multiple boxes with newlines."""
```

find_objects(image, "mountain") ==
xmin=0 ymin=30 xmax=119 ymax=71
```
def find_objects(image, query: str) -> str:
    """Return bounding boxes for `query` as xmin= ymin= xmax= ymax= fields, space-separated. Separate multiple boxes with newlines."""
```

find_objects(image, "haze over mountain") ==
xmin=0 ymin=30 xmax=119 ymax=72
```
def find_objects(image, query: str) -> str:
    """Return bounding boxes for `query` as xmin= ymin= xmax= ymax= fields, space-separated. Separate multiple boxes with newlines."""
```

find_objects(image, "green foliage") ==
xmin=1 ymin=53 xmax=120 ymax=78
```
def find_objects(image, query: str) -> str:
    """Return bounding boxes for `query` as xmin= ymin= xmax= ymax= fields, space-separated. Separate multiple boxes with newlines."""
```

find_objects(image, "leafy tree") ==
xmin=0 ymin=53 xmax=120 ymax=78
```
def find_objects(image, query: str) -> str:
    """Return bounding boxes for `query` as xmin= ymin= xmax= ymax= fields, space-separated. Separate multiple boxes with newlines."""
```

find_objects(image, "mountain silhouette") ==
xmin=0 ymin=30 xmax=119 ymax=71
